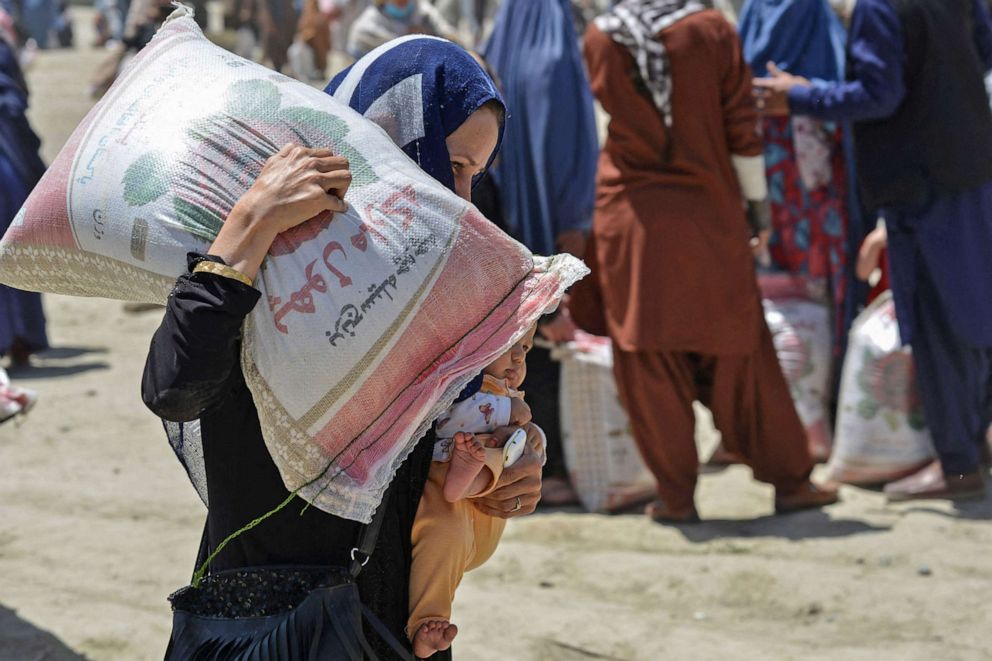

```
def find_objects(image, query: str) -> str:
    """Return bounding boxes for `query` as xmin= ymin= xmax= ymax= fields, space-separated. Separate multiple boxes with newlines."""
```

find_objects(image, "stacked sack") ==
xmin=0 ymin=9 xmax=586 ymax=522
xmin=554 ymin=332 xmax=655 ymax=513
xmin=759 ymin=273 xmax=833 ymax=459
xmin=827 ymin=293 xmax=934 ymax=485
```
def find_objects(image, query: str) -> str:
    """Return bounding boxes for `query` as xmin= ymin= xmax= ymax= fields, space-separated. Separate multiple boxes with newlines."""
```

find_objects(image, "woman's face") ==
xmin=445 ymin=105 xmax=500 ymax=201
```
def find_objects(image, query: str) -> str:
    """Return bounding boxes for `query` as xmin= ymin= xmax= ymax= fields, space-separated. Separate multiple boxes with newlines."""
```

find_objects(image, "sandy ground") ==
xmin=3 ymin=8 xmax=992 ymax=661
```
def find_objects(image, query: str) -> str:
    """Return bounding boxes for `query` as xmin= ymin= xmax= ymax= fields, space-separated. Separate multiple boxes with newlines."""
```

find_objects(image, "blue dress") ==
xmin=739 ymin=0 xmax=857 ymax=351
xmin=21 ymin=0 xmax=58 ymax=49
xmin=0 ymin=41 xmax=48 ymax=356
xmin=482 ymin=0 xmax=598 ymax=256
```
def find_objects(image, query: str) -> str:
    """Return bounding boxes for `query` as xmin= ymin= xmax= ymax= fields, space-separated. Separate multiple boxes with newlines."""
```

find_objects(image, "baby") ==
xmin=408 ymin=323 xmax=539 ymax=658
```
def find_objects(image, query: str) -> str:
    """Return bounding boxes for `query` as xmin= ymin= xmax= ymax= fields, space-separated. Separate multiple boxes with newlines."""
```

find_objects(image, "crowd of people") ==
xmin=214 ymin=0 xmax=502 ymax=82
xmin=3 ymin=0 xmax=992 ymax=657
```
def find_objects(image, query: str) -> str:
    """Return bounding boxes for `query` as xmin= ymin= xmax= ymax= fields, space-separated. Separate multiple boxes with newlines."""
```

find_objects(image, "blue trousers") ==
xmin=908 ymin=262 xmax=992 ymax=474
xmin=887 ymin=190 xmax=992 ymax=476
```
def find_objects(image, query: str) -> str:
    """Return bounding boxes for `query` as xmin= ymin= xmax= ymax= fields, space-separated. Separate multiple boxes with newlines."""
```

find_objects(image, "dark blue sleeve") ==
xmin=788 ymin=0 xmax=906 ymax=122
xmin=973 ymin=0 xmax=992 ymax=71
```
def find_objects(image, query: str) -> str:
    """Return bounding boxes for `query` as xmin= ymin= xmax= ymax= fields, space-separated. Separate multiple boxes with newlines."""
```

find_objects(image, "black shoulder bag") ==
xmin=165 ymin=495 xmax=415 ymax=661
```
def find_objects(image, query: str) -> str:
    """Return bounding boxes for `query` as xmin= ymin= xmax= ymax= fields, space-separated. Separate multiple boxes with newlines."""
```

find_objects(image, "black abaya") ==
xmin=142 ymin=254 xmax=446 ymax=659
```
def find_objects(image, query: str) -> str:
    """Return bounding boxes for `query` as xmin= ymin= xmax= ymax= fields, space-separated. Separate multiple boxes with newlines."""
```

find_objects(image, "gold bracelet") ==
xmin=192 ymin=261 xmax=254 ymax=287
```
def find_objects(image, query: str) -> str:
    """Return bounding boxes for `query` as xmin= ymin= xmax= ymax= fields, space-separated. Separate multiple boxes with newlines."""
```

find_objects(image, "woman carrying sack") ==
xmin=144 ymin=37 xmax=545 ymax=659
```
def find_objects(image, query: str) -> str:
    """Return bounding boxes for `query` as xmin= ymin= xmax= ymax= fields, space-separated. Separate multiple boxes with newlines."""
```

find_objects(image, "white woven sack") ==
xmin=763 ymin=296 xmax=833 ymax=450
xmin=827 ymin=292 xmax=935 ymax=485
xmin=555 ymin=334 xmax=655 ymax=513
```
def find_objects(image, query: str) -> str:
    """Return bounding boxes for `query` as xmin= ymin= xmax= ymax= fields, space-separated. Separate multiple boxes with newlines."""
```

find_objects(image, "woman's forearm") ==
xmin=207 ymin=144 xmax=352 ymax=279
xmin=207 ymin=195 xmax=278 ymax=281
xmin=143 ymin=145 xmax=351 ymax=418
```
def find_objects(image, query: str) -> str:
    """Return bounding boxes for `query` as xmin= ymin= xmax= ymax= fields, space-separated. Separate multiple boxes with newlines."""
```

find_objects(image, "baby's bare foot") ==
xmin=454 ymin=432 xmax=487 ymax=462
xmin=443 ymin=433 xmax=488 ymax=502
xmin=412 ymin=619 xmax=457 ymax=659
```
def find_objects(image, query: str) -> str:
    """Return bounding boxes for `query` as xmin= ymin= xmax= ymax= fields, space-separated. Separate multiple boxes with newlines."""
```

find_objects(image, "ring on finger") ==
xmin=510 ymin=496 xmax=522 ymax=513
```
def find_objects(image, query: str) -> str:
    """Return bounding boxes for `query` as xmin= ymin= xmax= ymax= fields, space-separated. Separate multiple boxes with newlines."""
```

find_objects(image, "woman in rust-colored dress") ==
xmin=578 ymin=1 xmax=837 ymax=522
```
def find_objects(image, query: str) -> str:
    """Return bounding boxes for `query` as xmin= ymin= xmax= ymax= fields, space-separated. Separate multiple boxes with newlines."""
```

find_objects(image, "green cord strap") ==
xmin=191 ymin=488 xmax=301 ymax=588
xmin=190 ymin=433 xmax=376 ymax=587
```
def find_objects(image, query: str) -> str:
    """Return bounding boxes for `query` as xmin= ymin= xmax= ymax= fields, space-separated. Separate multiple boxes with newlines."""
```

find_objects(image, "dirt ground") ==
xmin=2 ymin=8 xmax=991 ymax=661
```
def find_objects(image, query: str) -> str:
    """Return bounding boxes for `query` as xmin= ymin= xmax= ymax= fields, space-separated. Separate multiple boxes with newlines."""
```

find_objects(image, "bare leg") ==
xmin=443 ymin=432 xmax=489 ymax=502
xmin=412 ymin=620 xmax=458 ymax=659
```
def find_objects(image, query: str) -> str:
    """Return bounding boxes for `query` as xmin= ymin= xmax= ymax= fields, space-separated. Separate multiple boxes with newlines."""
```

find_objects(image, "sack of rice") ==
xmin=0 ymin=10 xmax=587 ymax=521
xmin=759 ymin=273 xmax=833 ymax=457
xmin=826 ymin=292 xmax=934 ymax=485
xmin=554 ymin=333 xmax=655 ymax=513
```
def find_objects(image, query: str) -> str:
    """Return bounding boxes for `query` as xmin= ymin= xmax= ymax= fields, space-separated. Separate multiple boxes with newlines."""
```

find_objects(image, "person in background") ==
xmin=346 ymin=0 xmax=458 ymax=59
xmin=20 ymin=0 xmax=57 ymax=48
xmin=88 ymin=0 xmax=171 ymax=98
xmin=257 ymin=0 xmax=298 ymax=72
xmin=296 ymin=0 xmax=338 ymax=78
xmin=122 ymin=0 xmax=171 ymax=48
xmin=93 ymin=0 xmax=130 ymax=47
xmin=225 ymin=0 xmax=260 ymax=59
xmin=756 ymin=0 xmax=992 ymax=501
xmin=0 ymin=34 xmax=48 ymax=368
xmin=739 ymin=0 xmax=851 ymax=337
xmin=52 ymin=1 xmax=72 ymax=47
xmin=483 ymin=0 xmax=599 ymax=506
xmin=325 ymin=0 xmax=364 ymax=59
xmin=0 ymin=1 xmax=21 ymax=49
xmin=701 ymin=0 xmax=856 ymax=469
xmin=581 ymin=0 xmax=838 ymax=523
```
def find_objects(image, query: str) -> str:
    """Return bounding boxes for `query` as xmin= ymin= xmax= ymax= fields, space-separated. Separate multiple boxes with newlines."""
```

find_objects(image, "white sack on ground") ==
xmin=827 ymin=292 xmax=934 ymax=485
xmin=555 ymin=333 xmax=655 ymax=513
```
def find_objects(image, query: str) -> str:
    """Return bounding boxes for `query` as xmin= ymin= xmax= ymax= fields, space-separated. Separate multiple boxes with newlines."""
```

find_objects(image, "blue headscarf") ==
xmin=483 ymin=0 xmax=598 ymax=255
xmin=325 ymin=35 xmax=505 ymax=193
xmin=738 ymin=0 xmax=846 ymax=81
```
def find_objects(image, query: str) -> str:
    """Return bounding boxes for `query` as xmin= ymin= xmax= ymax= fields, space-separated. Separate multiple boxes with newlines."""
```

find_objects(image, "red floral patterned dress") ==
xmin=762 ymin=115 xmax=849 ymax=353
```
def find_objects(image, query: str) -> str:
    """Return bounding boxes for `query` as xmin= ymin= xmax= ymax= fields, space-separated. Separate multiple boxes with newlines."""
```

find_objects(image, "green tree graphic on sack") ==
xmin=122 ymin=79 xmax=374 ymax=248
xmin=856 ymin=349 xmax=927 ymax=432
